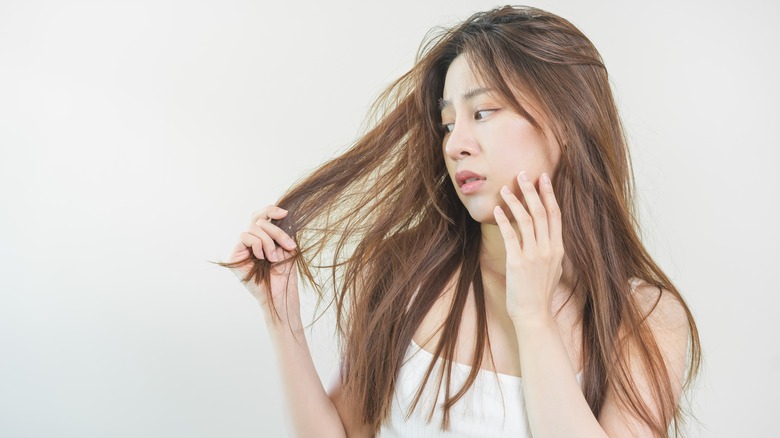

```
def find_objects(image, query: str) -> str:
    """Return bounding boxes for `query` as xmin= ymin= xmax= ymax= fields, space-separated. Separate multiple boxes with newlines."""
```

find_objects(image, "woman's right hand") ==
xmin=228 ymin=205 xmax=300 ymax=321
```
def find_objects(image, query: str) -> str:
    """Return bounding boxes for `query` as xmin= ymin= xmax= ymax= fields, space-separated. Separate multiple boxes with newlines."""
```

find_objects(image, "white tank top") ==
xmin=377 ymin=278 xmax=642 ymax=436
xmin=377 ymin=338 xmax=584 ymax=437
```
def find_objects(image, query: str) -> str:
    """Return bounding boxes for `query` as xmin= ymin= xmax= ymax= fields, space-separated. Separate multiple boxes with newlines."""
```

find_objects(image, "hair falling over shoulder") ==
xmin=217 ymin=5 xmax=701 ymax=436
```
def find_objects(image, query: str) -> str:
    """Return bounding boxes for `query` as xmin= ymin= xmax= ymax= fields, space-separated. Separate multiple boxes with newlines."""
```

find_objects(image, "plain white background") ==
xmin=1 ymin=0 xmax=778 ymax=436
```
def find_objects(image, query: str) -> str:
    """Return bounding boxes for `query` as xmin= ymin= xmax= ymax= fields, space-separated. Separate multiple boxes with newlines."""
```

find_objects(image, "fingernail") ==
xmin=287 ymin=239 xmax=297 ymax=248
xmin=500 ymin=186 xmax=511 ymax=194
xmin=542 ymin=173 xmax=551 ymax=185
xmin=518 ymin=171 xmax=529 ymax=182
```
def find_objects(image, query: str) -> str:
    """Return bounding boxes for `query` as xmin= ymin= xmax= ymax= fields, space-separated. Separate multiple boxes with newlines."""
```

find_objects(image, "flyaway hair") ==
xmin=215 ymin=5 xmax=701 ymax=437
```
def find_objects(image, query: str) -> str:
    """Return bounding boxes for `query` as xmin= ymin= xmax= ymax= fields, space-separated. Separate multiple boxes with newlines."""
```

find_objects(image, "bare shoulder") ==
xmin=598 ymin=278 xmax=693 ymax=435
xmin=630 ymin=278 xmax=690 ymax=335
xmin=629 ymin=278 xmax=692 ymax=365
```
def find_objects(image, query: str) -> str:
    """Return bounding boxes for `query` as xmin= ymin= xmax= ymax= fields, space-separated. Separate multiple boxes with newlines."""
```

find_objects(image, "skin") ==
xmin=230 ymin=53 xmax=690 ymax=438
xmin=439 ymin=54 xmax=577 ymax=308
xmin=439 ymin=54 xmax=690 ymax=437
xmin=230 ymin=206 xmax=346 ymax=438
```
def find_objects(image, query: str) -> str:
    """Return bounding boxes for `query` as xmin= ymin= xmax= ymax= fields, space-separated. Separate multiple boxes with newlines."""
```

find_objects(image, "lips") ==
xmin=455 ymin=170 xmax=486 ymax=187
xmin=454 ymin=170 xmax=487 ymax=195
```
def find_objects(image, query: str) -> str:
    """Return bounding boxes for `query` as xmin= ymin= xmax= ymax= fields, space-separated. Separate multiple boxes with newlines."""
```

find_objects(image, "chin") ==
xmin=462 ymin=200 xmax=500 ymax=225
xmin=472 ymin=214 xmax=499 ymax=225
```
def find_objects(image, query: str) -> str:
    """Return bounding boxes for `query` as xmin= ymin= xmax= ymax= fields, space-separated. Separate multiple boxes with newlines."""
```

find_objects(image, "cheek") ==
xmin=487 ymin=131 xmax=548 ymax=180
xmin=489 ymin=146 xmax=532 ymax=185
xmin=485 ymin=121 xmax=537 ymax=161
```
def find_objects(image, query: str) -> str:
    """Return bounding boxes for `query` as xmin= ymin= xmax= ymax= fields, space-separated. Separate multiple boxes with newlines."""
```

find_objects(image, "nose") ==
xmin=443 ymin=120 xmax=480 ymax=160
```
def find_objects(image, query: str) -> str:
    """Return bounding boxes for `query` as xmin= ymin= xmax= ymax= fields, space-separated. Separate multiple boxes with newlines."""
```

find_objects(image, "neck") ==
xmin=479 ymin=222 xmax=578 ymax=302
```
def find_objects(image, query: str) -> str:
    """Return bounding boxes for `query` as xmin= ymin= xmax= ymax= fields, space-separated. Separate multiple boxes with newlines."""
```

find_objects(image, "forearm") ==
xmin=514 ymin=314 xmax=608 ymax=438
xmin=264 ymin=309 xmax=346 ymax=438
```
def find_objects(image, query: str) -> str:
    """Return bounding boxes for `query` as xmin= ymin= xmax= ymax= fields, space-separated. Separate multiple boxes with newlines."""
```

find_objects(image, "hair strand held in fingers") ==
xmin=214 ymin=5 xmax=701 ymax=437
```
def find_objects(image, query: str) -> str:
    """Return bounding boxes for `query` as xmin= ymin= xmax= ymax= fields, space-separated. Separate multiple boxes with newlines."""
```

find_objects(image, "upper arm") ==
xmin=598 ymin=283 xmax=692 ymax=437
xmin=326 ymin=367 xmax=375 ymax=438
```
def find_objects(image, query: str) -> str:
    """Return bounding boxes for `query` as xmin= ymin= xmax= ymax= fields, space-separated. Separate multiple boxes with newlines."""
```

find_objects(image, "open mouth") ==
xmin=455 ymin=170 xmax=486 ymax=187
xmin=454 ymin=170 xmax=487 ymax=195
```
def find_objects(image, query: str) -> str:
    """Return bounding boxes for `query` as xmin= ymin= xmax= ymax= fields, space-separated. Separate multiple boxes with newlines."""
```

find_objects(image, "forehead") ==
xmin=441 ymin=54 xmax=544 ymax=115
xmin=439 ymin=54 xmax=556 ymax=141
xmin=442 ymin=55 xmax=486 ymax=100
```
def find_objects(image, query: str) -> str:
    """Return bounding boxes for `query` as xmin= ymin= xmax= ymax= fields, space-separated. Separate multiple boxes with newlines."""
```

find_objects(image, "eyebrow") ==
xmin=438 ymin=87 xmax=494 ymax=112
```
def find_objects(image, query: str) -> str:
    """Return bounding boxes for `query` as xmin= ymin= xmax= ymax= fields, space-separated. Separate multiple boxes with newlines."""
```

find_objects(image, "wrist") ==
xmin=510 ymin=310 xmax=555 ymax=332
xmin=262 ymin=305 xmax=304 ymax=332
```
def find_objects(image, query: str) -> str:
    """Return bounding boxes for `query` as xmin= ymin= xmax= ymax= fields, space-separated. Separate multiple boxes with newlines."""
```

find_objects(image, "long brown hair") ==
xmin=216 ymin=5 xmax=701 ymax=436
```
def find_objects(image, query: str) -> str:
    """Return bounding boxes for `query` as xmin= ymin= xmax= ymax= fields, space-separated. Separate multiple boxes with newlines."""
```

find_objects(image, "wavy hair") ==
xmin=216 ymin=5 xmax=701 ymax=436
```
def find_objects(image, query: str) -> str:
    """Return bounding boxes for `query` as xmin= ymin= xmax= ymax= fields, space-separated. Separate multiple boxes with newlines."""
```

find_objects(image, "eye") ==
xmin=474 ymin=109 xmax=497 ymax=120
xmin=438 ymin=122 xmax=455 ymax=133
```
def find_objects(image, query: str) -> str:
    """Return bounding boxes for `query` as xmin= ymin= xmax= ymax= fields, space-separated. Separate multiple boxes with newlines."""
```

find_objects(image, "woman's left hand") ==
xmin=493 ymin=171 xmax=565 ymax=324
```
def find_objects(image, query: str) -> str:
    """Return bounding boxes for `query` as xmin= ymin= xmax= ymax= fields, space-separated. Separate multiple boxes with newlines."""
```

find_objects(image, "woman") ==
xmin=217 ymin=5 xmax=701 ymax=437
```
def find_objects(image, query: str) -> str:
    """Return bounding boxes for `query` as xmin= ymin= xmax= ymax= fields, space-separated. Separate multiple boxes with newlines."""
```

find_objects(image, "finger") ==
xmin=250 ymin=209 xmax=268 ymax=225
xmin=499 ymin=185 xmax=535 ymax=252
xmin=267 ymin=205 xmax=289 ymax=219
xmin=250 ymin=205 xmax=288 ymax=226
xmin=229 ymin=240 xmax=253 ymax=262
xmin=516 ymin=171 xmax=549 ymax=250
xmin=539 ymin=172 xmax=563 ymax=250
xmin=253 ymin=241 xmax=265 ymax=260
xmin=247 ymin=223 xmax=279 ymax=262
xmin=239 ymin=232 xmax=265 ymax=260
xmin=254 ymin=219 xmax=297 ymax=251
xmin=271 ymin=248 xmax=297 ymax=276
xmin=277 ymin=247 xmax=297 ymax=262
xmin=493 ymin=206 xmax=523 ymax=260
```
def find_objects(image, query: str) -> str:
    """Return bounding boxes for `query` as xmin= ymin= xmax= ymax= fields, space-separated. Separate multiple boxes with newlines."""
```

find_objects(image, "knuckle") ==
xmin=519 ymin=214 xmax=533 ymax=225
xmin=251 ymin=242 xmax=263 ymax=255
xmin=251 ymin=223 xmax=266 ymax=236
xmin=260 ymin=234 xmax=273 ymax=246
xmin=254 ymin=206 xmax=269 ymax=217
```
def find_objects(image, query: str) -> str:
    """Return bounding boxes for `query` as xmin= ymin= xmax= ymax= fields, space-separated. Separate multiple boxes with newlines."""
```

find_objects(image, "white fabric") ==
xmin=378 ymin=339 xmax=584 ymax=437
xmin=378 ymin=278 xmax=643 ymax=437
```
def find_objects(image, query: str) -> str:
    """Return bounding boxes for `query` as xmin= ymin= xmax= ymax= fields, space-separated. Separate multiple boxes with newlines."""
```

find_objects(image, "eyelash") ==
xmin=438 ymin=109 xmax=497 ymax=133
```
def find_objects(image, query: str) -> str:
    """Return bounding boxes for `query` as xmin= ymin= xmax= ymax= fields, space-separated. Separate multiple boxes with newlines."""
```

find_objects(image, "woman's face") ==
xmin=440 ymin=54 xmax=561 ymax=224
